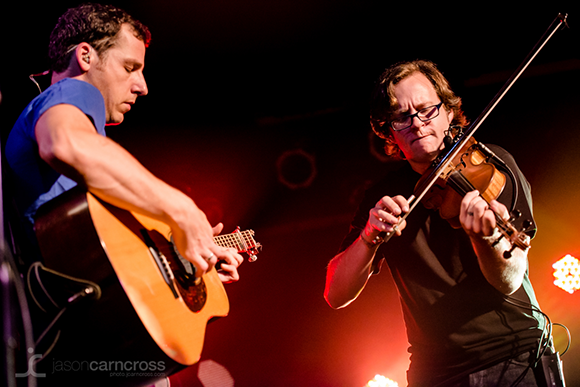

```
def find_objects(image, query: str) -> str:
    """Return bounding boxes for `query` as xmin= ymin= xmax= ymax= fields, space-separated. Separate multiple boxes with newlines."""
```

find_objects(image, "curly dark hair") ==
xmin=48 ymin=3 xmax=151 ymax=73
xmin=369 ymin=60 xmax=469 ymax=159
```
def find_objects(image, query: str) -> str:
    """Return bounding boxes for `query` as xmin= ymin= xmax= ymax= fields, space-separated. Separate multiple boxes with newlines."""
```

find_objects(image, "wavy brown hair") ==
xmin=48 ymin=3 xmax=151 ymax=73
xmin=369 ymin=60 xmax=469 ymax=159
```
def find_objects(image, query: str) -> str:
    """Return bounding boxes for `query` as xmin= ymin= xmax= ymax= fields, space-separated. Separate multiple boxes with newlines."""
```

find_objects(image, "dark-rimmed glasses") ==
xmin=389 ymin=102 xmax=443 ymax=131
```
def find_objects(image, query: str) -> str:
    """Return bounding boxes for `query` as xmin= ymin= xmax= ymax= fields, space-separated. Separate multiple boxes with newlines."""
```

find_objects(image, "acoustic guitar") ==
xmin=33 ymin=187 xmax=260 ymax=385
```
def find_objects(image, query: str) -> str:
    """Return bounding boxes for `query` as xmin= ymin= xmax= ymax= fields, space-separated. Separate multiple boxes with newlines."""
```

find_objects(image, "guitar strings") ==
xmin=214 ymin=231 xmax=256 ymax=251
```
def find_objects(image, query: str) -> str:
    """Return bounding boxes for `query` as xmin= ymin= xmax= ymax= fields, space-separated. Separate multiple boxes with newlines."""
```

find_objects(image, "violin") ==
xmin=418 ymin=135 xmax=531 ymax=258
xmin=420 ymin=136 xmax=505 ymax=227
xmin=381 ymin=13 xmax=568 ymax=258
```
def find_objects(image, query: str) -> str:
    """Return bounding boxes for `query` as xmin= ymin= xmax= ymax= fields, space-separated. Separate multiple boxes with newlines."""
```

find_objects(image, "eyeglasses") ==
xmin=389 ymin=102 xmax=443 ymax=131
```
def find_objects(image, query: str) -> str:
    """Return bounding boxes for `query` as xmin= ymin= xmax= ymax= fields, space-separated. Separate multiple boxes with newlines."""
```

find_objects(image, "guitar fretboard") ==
xmin=214 ymin=230 xmax=257 ymax=253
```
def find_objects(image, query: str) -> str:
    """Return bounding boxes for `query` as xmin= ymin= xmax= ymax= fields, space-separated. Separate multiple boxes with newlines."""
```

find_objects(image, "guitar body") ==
xmin=33 ymin=187 xmax=231 ymax=386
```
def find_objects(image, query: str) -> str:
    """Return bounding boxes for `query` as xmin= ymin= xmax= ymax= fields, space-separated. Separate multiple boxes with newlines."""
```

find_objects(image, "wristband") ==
xmin=360 ymin=232 xmax=383 ymax=248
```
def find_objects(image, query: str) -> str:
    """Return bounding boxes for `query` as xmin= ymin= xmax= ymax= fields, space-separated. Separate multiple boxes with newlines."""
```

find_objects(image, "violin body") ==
xmin=420 ymin=137 xmax=506 ymax=228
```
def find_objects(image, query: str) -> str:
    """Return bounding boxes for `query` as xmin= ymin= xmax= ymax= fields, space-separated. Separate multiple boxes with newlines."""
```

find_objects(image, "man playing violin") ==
xmin=324 ymin=60 xmax=561 ymax=386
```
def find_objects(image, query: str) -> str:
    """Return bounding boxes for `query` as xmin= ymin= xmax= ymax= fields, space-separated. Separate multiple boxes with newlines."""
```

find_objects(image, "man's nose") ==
xmin=409 ymin=115 xmax=424 ymax=130
xmin=134 ymin=73 xmax=148 ymax=96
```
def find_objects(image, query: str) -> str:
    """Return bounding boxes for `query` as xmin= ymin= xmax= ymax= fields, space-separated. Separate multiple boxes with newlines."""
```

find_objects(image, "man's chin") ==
xmin=105 ymin=114 xmax=124 ymax=126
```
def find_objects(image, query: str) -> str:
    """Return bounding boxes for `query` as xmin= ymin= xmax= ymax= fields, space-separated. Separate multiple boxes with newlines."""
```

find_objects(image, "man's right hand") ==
xmin=169 ymin=203 xmax=222 ymax=277
xmin=362 ymin=195 xmax=409 ymax=244
xmin=170 ymin=206 xmax=243 ymax=282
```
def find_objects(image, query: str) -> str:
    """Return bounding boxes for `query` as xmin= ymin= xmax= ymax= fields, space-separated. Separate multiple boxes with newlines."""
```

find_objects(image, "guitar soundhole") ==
xmin=147 ymin=230 xmax=207 ymax=313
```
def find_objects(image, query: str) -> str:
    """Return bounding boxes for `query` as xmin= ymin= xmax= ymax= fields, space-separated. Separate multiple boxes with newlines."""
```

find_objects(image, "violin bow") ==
xmin=383 ymin=13 xmax=569 ymax=244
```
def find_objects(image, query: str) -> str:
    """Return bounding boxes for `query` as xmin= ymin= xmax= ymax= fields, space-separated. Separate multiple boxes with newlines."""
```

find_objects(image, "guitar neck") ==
xmin=213 ymin=230 xmax=257 ymax=254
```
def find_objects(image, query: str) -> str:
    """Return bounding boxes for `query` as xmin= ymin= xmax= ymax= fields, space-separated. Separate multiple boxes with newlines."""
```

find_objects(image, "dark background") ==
xmin=1 ymin=1 xmax=579 ymax=386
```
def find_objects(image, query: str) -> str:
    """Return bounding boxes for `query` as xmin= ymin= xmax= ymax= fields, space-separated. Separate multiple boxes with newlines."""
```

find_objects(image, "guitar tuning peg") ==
xmin=247 ymin=244 xmax=262 ymax=262
xmin=522 ymin=219 xmax=533 ymax=230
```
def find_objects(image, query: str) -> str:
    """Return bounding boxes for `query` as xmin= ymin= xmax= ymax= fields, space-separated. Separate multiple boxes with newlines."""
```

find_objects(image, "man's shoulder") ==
xmin=37 ymin=78 xmax=106 ymax=132
xmin=22 ymin=78 xmax=101 ymax=115
xmin=46 ymin=78 xmax=102 ymax=100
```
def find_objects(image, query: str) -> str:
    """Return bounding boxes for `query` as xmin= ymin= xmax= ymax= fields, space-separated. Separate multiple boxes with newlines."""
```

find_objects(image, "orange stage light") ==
xmin=365 ymin=374 xmax=399 ymax=387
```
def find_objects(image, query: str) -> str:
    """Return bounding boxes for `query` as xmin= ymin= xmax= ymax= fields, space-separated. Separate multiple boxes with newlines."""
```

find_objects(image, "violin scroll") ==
xmin=491 ymin=209 xmax=531 ymax=258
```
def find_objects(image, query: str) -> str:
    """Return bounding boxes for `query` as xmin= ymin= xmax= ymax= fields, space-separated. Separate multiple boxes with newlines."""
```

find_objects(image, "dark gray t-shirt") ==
xmin=339 ymin=145 xmax=544 ymax=385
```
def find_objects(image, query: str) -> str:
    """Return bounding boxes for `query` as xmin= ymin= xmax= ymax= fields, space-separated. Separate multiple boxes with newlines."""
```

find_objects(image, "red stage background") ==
xmin=1 ymin=1 xmax=579 ymax=386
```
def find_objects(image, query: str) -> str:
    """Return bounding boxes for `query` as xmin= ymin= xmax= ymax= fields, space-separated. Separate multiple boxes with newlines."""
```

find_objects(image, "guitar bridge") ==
xmin=142 ymin=230 xmax=179 ymax=299
xmin=145 ymin=230 xmax=208 ymax=312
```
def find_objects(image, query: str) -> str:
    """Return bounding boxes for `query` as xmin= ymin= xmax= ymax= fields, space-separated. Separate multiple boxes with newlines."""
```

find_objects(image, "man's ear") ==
xmin=447 ymin=106 xmax=454 ymax=124
xmin=75 ymin=43 xmax=93 ymax=72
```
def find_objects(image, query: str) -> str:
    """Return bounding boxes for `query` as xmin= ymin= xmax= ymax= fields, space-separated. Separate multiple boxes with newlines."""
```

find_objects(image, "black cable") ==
xmin=25 ymin=262 xmax=101 ymax=364
xmin=552 ymin=323 xmax=571 ymax=356
xmin=504 ymin=294 xmax=570 ymax=387
xmin=504 ymin=296 xmax=554 ymax=360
